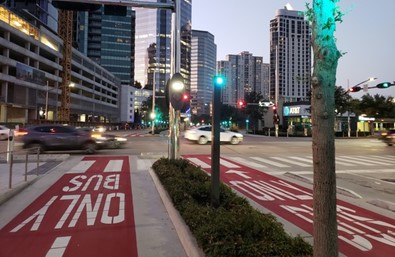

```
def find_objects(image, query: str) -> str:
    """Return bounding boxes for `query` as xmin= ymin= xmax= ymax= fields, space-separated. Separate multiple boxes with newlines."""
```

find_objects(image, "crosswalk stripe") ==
xmin=104 ymin=160 xmax=123 ymax=172
xmin=288 ymin=156 xmax=313 ymax=164
xmin=336 ymin=156 xmax=374 ymax=166
xmin=351 ymin=156 xmax=392 ymax=165
xmin=187 ymin=157 xmax=211 ymax=168
xmin=185 ymin=155 xmax=395 ymax=171
xmin=270 ymin=157 xmax=311 ymax=167
xmin=219 ymin=158 xmax=240 ymax=168
xmin=369 ymin=155 xmax=395 ymax=163
xmin=227 ymin=157 xmax=267 ymax=168
xmin=250 ymin=157 xmax=290 ymax=168
xmin=67 ymin=160 xmax=95 ymax=173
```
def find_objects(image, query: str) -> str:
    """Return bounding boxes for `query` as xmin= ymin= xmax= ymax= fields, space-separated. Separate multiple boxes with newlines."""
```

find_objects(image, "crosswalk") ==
xmin=185 ymin=155 xmax=395 ymax=174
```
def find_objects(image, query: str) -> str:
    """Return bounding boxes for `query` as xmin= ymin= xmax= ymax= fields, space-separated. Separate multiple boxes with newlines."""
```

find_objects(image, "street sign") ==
xmin=259 ymin=101 xmax=274 ymax=107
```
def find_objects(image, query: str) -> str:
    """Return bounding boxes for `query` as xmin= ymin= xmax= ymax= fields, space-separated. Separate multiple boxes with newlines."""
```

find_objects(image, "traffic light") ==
xmin=272 ymin=105 xmax=277 ymax=111
xmin=238 ymin=100 xmax=245 ymax=108
xmin=349 ymin=86 xmax=362 ymax=92
xmin=376 ymin=82 xmax=392 ymax=89
xmin=168 ymin=72 xmax=185 ymax=111
xmin=182 ymin=93 xmax=190 ymax=101
xmin=213 ymin=75 xmax=226 ymax=87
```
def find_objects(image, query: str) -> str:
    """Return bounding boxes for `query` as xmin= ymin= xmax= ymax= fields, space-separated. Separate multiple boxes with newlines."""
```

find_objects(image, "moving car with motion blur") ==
xmin=380 ymin=129 xmax=395 ymax=146
xmin=16 ymin=124 xmax=99 ymax=154
xmin=78 ymin=127 xmax=127 ymax=149
xmin=184 ymin=125 xmax=243 ymax=145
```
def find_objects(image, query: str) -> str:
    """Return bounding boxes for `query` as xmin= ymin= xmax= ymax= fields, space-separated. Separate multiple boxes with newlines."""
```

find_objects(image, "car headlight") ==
xmin=115 ymin=137 xmax=127 ymax=142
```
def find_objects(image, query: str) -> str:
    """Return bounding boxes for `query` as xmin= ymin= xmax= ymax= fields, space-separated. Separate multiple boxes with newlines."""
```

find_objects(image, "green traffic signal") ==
xmin=214 ymin=75 xmax=225 ymax=86
xmin=376 ymin=82 xmax=392 ymax=89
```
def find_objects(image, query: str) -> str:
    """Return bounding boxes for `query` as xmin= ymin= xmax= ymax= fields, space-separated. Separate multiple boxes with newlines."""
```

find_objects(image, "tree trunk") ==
xmin=311 ymin=1 xmax=341 ymax=256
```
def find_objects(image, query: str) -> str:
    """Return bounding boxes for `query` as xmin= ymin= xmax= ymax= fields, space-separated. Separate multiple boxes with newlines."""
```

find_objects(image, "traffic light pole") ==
xmin=211 ymin=78 xmax=221 ymax=207
xmin=168 ymin=0 xmax=181 ymax=160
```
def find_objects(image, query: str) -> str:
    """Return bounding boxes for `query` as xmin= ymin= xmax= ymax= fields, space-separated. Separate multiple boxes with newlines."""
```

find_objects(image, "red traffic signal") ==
xmin=238 ymin=100 xmax=245 ymax=108
xmin=349 ymin=86 xmax=362 ymax=92
xmin=182 ymin=93 xmax=190 ymax=101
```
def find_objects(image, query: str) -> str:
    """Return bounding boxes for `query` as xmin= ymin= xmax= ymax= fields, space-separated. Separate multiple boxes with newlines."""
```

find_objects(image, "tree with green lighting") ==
xmin=307 ymin=0 xmax=343 ymax=256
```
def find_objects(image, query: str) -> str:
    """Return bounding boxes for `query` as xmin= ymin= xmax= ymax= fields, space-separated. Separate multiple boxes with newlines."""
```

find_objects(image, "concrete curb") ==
xmin=148 ymin=168 xmax=204 ymax=257
xmin=0 ymin=176 xmax=40 ymax=206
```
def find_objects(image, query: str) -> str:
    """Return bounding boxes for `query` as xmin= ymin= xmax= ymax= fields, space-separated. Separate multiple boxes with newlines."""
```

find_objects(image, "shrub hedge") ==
xmin=152 ymin=158 xmax=313 ymax=257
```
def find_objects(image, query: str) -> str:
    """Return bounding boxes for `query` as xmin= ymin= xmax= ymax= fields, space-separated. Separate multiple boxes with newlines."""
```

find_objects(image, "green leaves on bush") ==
xmin=152 ymin=158 xmax=313 ymax=257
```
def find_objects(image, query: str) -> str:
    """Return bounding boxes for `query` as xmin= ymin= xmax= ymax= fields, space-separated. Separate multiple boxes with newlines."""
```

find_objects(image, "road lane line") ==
xmin=45 ymin=236 xmax=71 ymax=257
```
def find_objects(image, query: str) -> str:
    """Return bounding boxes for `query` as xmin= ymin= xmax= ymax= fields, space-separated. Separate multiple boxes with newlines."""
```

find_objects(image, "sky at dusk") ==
xmin=192 ymin=0 xmax=395 ymax=98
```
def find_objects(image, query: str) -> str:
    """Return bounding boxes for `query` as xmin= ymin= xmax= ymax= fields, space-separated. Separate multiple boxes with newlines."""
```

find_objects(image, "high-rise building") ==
xmin=269 ymin=4 xmax=311 ymax=104
xmin=134 ymin=0 xmax=192 ymax=94
xmin=190 ymin=30 xmax=216 ymax=116
xmin=75 ymin=7 xmax=136 ymax=86
xmin=217 ymin=51 xmax=268 ymax=107
xmin=72 ymin=7 xmax=136 ymax=123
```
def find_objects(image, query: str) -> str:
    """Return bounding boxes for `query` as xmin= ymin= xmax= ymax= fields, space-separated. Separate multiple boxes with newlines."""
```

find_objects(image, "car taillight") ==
xmin=15 ymin=128 xmax=28 ymax=137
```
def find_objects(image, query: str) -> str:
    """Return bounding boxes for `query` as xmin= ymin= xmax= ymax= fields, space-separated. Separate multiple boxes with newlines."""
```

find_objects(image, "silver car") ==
xmin=0 ymin=125 xmax=10 ymax=141
xmin=184 ymin=125 xmax=243 ymax=145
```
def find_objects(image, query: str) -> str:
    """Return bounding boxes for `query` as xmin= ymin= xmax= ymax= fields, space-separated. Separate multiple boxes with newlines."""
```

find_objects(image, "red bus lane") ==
xmin=183 ymin=154 xmax=395 ymax=257
xmin=0 ymin=156 xmax=138 ymax=257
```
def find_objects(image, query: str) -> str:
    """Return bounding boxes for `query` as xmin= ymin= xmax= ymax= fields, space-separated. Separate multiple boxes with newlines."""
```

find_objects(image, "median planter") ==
xmin=152 ymin=158 xmax=312 ymax=257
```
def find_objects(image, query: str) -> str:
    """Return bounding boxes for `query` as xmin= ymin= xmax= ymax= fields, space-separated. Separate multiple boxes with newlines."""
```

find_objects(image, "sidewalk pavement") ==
xmin=0 ymin=153 xmax=203 ymax=257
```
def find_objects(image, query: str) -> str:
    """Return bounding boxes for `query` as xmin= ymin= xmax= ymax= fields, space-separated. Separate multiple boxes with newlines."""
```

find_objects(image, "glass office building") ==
xmin=75 ymin=7 xmax=136 ymax=86
xmin=134 ymin=0 xmax=192 ymax=94
xmin=190 ymin=30 xmax=216 ymax=116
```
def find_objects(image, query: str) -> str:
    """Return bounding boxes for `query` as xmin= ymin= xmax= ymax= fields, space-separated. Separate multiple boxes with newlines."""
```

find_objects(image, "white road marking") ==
xmin=67 ymin=160 xmax=95 ymax=173
xmin=45 ymin=236 xmax=71 ymax=257
xmin=187 ymin=157 xmax=211 ymax=168
xmin=270 ymin=157 xmax=311 ymax=167
xmin=104 ymin=160 xmax=123 ymax=172
xmin=250 ymin=157 xmax=290 ymax=168
xmin=227 ymin=157 xmax=267 ymax=168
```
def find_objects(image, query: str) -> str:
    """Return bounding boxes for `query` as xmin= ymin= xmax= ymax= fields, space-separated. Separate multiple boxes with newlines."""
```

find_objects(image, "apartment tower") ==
xmin=269 ymin=4 xmax=311 ymax=104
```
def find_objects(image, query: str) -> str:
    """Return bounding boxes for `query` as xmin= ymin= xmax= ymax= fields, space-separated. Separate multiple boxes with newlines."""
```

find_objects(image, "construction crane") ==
xmin=57 ymin=9 xmax=73 ymax=122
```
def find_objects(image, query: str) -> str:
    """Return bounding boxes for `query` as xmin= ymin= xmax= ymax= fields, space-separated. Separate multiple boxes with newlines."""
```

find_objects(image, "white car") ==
xmin=0 ymin=125 xmax=11 ymax=141
xmin=184 ymin=125 xmax=243 ymax=145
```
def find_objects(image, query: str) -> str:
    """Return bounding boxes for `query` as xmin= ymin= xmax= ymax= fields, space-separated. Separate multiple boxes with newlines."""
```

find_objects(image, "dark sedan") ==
xmin=16 ymin=124 xmax=99 ymax=154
